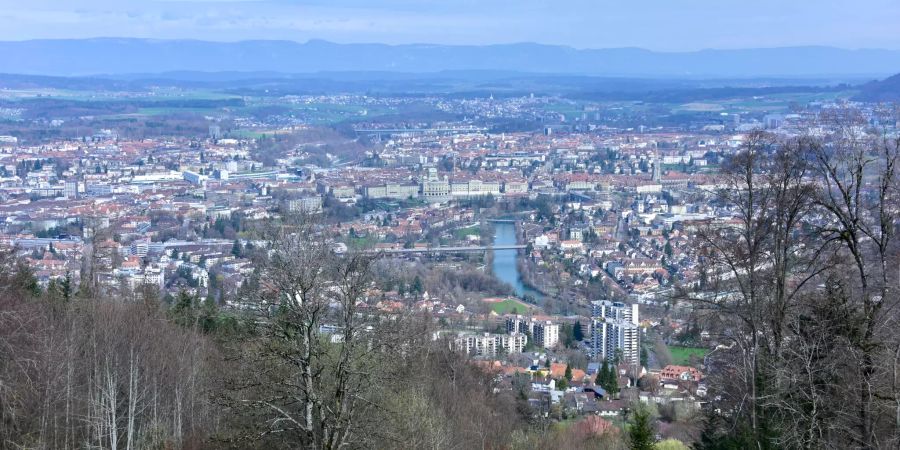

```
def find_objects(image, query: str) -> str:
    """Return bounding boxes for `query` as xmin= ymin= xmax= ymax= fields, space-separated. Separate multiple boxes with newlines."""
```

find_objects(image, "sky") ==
xmin=1 ymin=0 xmax=899 ymax=51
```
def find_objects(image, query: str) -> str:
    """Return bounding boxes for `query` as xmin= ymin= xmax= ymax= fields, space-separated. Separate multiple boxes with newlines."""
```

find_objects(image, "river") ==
xmin=491 ymin=222 xmax=544 ymax=300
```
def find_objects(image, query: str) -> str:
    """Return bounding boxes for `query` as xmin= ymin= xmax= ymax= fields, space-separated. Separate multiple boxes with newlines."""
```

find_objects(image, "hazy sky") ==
xmin=1 ymin=0 xmax=899 ymax=51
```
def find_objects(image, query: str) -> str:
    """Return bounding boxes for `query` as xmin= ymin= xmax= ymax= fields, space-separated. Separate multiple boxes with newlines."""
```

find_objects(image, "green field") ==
xmin=345 ymin=235 xmax=378 ymax=250
xmin=454 ymin=225 xmax=480 ymax=240
xmin=668 ymin=346 xmax=709 ymax=366
xmin=488 ymin=298 xmax=537 ymax=315
xmin=671 ymin=90 xmax=857 ymax=114
xmin=137 ymin=106 xmax=221 ymax=116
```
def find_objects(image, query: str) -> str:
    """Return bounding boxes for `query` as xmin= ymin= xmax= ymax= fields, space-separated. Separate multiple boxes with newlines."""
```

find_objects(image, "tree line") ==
xmin=684 ymin=114 xmax=900 ymax=449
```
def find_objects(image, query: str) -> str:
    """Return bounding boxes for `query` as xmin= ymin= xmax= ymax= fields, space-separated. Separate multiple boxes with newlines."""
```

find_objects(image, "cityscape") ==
xmin=1 ymin=2 xmax=899 ymax=450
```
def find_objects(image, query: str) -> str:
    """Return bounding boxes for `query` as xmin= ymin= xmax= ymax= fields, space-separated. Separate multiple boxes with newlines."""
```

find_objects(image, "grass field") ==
xmin=678 ymin=102 xmax=725 ymax=112
xmin=345 ymin=235 xmax=378 ymax=250
xmin=454 ymin=225 xmax=480 ymax=240
xmin=137 ymin=107 xmax=221 ymax=116
xmin=486 ymin=298 xmax=538 ymax=315
xmin=672 ymin=90 xmax=857 ymax=114
xmin=668 ymin=346 xmax=709 ymax=366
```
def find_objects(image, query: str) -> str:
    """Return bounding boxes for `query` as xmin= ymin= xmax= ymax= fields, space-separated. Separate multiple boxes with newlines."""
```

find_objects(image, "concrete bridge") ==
xmin=355 ymin=127 xmax=487 ymax=137
xmin=379 ymin=244 xmax=526 ymax=254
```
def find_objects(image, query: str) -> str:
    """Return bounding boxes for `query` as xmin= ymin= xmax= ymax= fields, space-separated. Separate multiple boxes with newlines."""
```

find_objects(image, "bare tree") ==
xmin=684 ymin=131 xmax=816 ymax=448
xmin=221 ymin=214 xmax=421 ymax=449
xmin=805 ymin=111 xmax=900 ymax=448
xmin=0 ymin=248 xmax=221 ymax=450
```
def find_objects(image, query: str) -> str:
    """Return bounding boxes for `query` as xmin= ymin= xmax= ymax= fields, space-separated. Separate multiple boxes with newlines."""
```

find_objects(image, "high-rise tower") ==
xmin=653 ymin=150 xmax=662 ymax=183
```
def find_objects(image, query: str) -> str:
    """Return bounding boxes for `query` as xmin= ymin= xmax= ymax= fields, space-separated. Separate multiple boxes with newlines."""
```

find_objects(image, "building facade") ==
xmin=506 ymin=315 xmax=561 ymax=349
xmin=454 ymin=332 xmax=528 ymax=357
xmin=589 ymin=300 xmax=640 ymax=365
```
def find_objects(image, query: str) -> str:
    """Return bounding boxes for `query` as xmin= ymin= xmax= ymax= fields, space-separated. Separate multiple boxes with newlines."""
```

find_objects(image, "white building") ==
xmin=589 ymin=300 xmax=640 ymax=365
xmin=182 ymin=170 xmax=207 ymax=186
xmin=288 ymin=196 xmax=323 ymax=213
xmin=453 ymin=332 xmax=528 ymax=357
xmin=533 ymin=321 xmax=560 ymax=349
xmin=130 ymin=240 xmax=150 ymax=257
xmin=506 ymin=315 xmax=560 ymax=349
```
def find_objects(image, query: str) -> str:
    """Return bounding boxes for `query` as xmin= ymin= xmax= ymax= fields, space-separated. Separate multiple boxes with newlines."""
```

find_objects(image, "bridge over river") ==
xmin=377 ymin=244 xmax=526 ymax=254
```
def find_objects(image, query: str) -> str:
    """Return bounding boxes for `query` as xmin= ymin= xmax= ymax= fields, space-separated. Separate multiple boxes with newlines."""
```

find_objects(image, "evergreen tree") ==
xmin=171 ymin=290 xmax=198 ymax=328
xmin=60 ymin=271 xmax=72 ymax=303
xmin=572 ymin=320 xmax=584 ymax=341
xmin=564 ymin=364 xmax=573 ymax=381
xmin=214 ymin=217 xmax=227 ymax=234
xmin=199 ymin=295 xmax=219 ymax=333
xmin=606 ymin=367 xmax=620 ymax=395
xmin=597 ymin=360 xmax=610 ymax=386
xmin=596 ymin=360 xmax=620 ymax=396
xmin=628 ymin=405 xmax=656 ymax=450
xmin=412 ymin=275 xmax=423 ymax=294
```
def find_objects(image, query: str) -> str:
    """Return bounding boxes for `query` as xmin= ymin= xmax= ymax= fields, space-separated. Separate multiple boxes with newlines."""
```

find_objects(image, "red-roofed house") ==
xmin=659 ymin=365 xmax=703 ymax=383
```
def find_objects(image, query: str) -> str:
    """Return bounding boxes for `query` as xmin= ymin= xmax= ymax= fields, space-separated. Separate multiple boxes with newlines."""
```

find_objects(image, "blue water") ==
xmin=492 ymin=222 xmax=543 ymax=300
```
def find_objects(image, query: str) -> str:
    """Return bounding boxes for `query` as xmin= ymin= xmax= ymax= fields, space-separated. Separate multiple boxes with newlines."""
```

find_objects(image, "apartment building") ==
xmin=506 ymin=315 xmax=561 ymax=349
xmin=589 ymin=300 xmax=640 ymax=365
xmin=453 ymin=332 xmax=528 ymax=357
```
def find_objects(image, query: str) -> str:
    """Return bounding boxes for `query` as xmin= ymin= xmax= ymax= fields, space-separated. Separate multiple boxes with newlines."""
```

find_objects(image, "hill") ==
xmin=1 ymin=38 xmax=900 ymax=77
xmin=853 ymin=73 xmax=900 ymax=102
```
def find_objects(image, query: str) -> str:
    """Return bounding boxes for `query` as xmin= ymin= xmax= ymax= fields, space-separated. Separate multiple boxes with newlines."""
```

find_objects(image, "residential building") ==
xmin=589 ymin=300 xmax=640 ymax=365
xmin=506 ymin=315 xmax=560 ymax=349
xmin=453 ymin=332 xmax=528 ymax=357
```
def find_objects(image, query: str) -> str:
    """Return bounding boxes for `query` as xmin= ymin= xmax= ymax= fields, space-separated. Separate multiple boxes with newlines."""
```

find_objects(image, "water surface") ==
xmin=491 ymin=222 xmax=543 ymax=300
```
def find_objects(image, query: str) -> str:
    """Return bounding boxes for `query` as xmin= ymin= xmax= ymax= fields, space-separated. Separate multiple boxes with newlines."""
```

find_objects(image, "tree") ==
xmin=688 ymin=118 xmax=900 ymax=449
xmin=221 ymin=214 xmax=420 ymax=449
xmin=802 ymin=116 xmax=899 ymax=448
xmin=597 ymin=360 xmax=620 ymax=396
xmin=685 ymin=132 xmax=814 ymax=447
xmin=170 ymin=290 xmax=198 ymax=328
xmin=628 ymin=405 xmax=656 ymax=450
xmin=572 ymin=415 xmax=617 ymax=441
xmin=564 ymin=364 xmax=573 ymax=381
xmin=656 ymin=438 xmax=689 ymax=450
xmin=412 ymin=275 xmax=424 ymax=295
xmin=0 ymin=255 xmax=219 ymax=450
xmin=572 ymin=320 xmax=584 ymax=341
xmin=596 ymin=360 xmax=610 ymax=386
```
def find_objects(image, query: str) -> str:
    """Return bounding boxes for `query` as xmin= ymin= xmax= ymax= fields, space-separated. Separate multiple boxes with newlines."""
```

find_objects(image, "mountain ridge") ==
xmin=2 ymin=38 xmax=900 ymax=78
xmin=854 ymin=73 xmax=900 ymax=102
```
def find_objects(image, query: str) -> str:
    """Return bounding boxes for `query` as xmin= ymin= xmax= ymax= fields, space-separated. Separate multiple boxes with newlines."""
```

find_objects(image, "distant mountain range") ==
xmin=1 ymin=38 xmax=900 ymax=78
